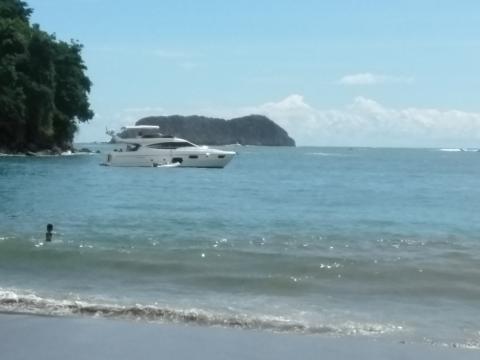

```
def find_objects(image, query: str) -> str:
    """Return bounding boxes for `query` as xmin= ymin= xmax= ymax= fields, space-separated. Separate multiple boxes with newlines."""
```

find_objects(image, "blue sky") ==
xmin=27 ymin=0 xmax=480 ymax=146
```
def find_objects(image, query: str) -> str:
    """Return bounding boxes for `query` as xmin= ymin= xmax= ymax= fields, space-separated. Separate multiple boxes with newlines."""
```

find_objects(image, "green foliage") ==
xmin=0 ymin=0 xmax=32 ymax=23
xmin=0 ymin=0 xmax=93 ymax=151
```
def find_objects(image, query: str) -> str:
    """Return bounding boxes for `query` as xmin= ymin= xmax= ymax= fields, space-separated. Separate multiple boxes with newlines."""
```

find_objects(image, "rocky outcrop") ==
xmin=136 ymin=115 xmax=295 ymax=146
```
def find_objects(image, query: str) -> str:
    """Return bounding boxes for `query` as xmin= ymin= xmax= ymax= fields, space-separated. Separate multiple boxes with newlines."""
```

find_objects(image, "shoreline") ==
xmin=0 ymin=149 xmax=98 ymax=157
xmin=0 ymin=313 xmax=477 ymax=360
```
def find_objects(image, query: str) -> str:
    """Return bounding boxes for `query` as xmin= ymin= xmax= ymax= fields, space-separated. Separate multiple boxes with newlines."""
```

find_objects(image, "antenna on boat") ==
xmin=106 ymin=127 xmax=115 ymax=137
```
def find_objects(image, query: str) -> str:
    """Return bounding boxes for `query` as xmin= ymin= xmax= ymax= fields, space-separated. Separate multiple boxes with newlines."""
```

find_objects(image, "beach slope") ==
xmin=0 ymin=314 xmax=477 ymax=360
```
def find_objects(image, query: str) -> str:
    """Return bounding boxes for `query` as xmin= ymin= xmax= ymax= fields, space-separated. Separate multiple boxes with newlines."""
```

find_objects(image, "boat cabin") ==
xmin=118 ymin=125 xmax=163 ymax=139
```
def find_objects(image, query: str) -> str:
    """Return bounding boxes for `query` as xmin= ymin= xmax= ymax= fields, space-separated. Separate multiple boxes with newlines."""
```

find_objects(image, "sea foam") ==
xmin=0 ymin=288 xmax=401 ymax=337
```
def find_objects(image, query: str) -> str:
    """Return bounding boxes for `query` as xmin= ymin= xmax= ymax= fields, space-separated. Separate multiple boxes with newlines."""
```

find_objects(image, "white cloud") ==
xmin=205 ymin=95 xmax=480 ymax=147
xmin=338 ymin=73 xmax=414 ymax=85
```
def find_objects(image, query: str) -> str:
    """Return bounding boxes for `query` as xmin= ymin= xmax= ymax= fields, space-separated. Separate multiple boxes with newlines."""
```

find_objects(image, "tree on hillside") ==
xmin=0 ymin=0 xmax=31 ymax=22
xmin=0 ymin=0 xmax=93 ymax=152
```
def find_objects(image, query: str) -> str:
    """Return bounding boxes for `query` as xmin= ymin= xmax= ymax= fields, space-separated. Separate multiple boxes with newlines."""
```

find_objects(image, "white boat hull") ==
xmin=104 ymin=149 xmax=235 ymax=168
xmin=103 ymin=126 xmax=236 ymax=168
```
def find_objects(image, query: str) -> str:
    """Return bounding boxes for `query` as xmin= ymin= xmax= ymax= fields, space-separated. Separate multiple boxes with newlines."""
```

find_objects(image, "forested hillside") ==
xmin=0 ymin=0 xmax=93 ymax=153
xmin=136 ymin=115 xmax=296 ymax=146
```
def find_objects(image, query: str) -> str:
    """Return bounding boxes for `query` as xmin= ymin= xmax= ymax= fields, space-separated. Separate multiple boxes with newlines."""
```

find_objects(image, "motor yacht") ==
xmin=103 ymin=125 xmax=236 ymax=168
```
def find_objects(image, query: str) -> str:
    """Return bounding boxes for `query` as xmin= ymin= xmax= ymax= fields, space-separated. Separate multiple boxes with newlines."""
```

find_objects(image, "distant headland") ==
xmin=136 ymin=115 xmax=296 ymax=147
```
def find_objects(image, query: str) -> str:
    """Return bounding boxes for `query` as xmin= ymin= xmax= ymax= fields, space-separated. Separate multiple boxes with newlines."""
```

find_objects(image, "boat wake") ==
xmin=154 ymin=162 xmax=181 ymax=168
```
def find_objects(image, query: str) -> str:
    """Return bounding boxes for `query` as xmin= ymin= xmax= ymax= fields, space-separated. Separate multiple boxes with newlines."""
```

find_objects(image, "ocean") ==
xmin=1 ymin=146 xmax=479 ymax=349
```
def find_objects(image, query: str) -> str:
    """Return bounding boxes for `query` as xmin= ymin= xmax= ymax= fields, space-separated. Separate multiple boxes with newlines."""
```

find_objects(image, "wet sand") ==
xmin=0 ymin=313 xmax=477 ymax=360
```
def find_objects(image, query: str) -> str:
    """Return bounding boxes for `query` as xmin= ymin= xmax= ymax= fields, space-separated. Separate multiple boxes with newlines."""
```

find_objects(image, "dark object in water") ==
xmin=45 ymin=224 xmax=53 ymax=242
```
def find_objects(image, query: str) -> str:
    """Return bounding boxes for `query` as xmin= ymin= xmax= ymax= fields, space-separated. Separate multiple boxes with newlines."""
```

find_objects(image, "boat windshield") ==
xmin=126 ymin=144 xmax=140 ymax=152
xmin=147 ymin=142 xmax=196 ymax=149
xmin=118 ymin=127 xmax=160 ymax=138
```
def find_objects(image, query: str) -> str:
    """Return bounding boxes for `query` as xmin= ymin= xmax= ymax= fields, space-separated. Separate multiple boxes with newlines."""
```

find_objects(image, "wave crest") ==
xmin=0 ymin=288 xmax=399 ymax=336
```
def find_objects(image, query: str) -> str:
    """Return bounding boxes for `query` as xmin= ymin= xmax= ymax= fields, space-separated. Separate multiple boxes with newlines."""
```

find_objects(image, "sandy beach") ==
xmin=0 ymin=313 xmax=477 ymax=360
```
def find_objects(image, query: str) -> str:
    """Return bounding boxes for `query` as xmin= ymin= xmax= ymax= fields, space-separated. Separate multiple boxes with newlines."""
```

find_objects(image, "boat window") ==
xmin=218 ymin=155 xmax=225 ymax=158
xmin=147 ymin=142 xmax=195 ymax=149
xmin=126 ymin=144 xmax=140 ymax=152
xmin=141 ymin=133 xmax=163 ymax=138
xmin=189 ymin=155 xmax=198 ymax=159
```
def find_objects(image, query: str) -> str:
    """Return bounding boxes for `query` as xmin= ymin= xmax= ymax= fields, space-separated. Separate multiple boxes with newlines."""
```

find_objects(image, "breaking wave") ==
xmin=0 ymin=288 xmax=400 ymax=337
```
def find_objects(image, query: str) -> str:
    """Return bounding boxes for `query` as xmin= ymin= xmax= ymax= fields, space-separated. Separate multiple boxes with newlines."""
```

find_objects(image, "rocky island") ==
xmin=136 ymin=115 xmax=295 ymax=146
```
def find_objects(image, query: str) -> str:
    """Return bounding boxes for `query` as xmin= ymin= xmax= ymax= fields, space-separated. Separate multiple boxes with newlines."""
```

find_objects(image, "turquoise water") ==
xmin=1 ymin=146 xmax=480 ymax=348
